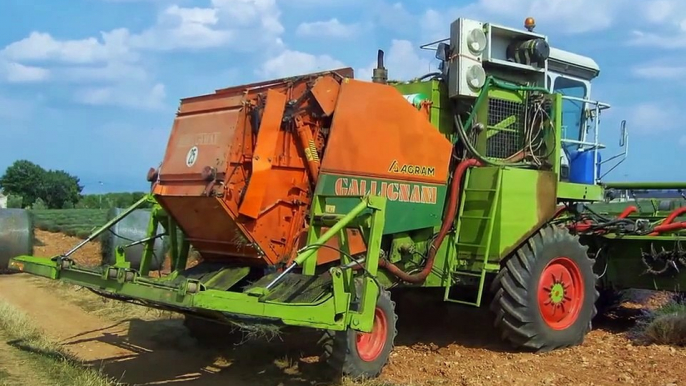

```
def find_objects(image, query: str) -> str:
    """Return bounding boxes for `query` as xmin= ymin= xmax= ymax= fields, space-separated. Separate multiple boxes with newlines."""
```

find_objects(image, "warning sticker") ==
xmin=186 ymin=146 xmax=198 ymax=167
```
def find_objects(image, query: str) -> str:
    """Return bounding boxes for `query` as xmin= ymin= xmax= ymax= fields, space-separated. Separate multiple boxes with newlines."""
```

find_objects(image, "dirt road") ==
xmin=1 ymin=231 xmax=685 ymax=386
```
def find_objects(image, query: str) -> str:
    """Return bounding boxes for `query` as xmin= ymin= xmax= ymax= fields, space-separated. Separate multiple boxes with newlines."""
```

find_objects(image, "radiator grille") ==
xmin=486 ymin=98 xmax=526 ymax=159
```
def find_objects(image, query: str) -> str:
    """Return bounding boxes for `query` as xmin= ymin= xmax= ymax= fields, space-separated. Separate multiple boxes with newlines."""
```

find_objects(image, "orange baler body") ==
xmin=151 ymin=68 xmax=453 ymax=267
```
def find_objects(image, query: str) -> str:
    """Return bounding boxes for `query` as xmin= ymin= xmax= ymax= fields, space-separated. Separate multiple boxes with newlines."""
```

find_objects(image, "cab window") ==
xmin=553 ymin=77 xmax=587 ymax=143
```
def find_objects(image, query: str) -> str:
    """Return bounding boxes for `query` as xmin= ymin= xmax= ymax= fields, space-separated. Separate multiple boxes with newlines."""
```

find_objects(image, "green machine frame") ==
xmin=10 ymin=194 xmax=390 ymax=334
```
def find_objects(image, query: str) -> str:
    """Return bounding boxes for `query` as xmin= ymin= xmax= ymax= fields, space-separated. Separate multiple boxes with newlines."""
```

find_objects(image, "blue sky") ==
xmin=1 ymin=0 xmax=684 ymax=194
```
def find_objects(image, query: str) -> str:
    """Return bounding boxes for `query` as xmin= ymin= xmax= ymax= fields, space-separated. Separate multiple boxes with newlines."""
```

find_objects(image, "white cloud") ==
xmin=0 ymin=60 xmax=50 ymax=83
xmin=627 ymin=30 xmax=686 ymax=49
xmin=0 ymin=0 xmax=287 ymax=109
xmin=259 ymin=50 xmax=346 ymax=79
xmin=74 ymin=82 xmax=166 ymax=110
xmin=212 ymin=0 xmax=284 ymax=36
xmin=60 ymin=63 xmax=150 ymax=84
xmin=296 ymin=19 xmax=358 ymax=38
xmin=627 ymin=103 xmax=679 ymax=134
xmin=1 ymin=29 xmax=136 ymax=64
xmin=128 ymin=5 xmax=232 ymax=51
xmin=420 ymin=0 xmax=624 ymax=41
xmin=643 ymin=0 xmax=679 ymax=23
xmin=632 ymin=63 xmax=686 ymax=80
xmin=626 ymin=0 xmax=686 ymax=49
xmin=357 ymin=40 xmax=434 ymax=81
xmin=373 ymin=2 xmax=415 ymax=34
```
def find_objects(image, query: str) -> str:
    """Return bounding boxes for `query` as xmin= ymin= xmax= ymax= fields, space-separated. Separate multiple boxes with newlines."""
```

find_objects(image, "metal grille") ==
xmin=486 ymin=98 xmax=526 ymax=159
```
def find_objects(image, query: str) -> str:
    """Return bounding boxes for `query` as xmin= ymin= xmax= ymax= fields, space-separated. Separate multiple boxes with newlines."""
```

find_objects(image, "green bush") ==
xmin=6 ymin=195 xmax=23 ymax=209
xmin=32 ymin=198 xmax=47 ymax=210
xmin=76 ymin=230 xmax=91 ymax=239
xmin=35 ymin=220 xmax=55 ymax=231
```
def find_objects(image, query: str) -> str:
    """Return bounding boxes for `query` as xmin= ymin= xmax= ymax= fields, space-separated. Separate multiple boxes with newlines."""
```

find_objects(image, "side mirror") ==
xmin=435 ymin=42 xmax=450 ymax=61
xmin=619 ymin=119 xmax=627 ymax=147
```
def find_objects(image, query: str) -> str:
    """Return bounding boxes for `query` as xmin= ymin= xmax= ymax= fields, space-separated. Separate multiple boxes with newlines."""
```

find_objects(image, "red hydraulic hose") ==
xmin=649 ymin=207 xmax=686 ymax=236
xmin=650 ymin=221 xmax=686 ymax=235
xmin=618 ymin=205 xmax=638 ymax=219
xmin=662 ymin=207 xmax=686 ymax=226
xmin=571 ymin=205 xmax=637 ymax=233
xmin=379 ymin=158 xmax=481 ymax=283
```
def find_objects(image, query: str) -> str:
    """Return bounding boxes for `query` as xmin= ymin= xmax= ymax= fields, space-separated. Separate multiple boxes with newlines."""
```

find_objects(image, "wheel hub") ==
xmin=355 ymin=307 xmax=388 ymax=362
xmin=537 ymin=257 xmax=584 ymax=330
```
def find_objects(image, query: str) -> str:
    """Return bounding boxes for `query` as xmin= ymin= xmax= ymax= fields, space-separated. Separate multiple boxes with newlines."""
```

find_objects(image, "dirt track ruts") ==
xmin=0 ymin=230 xmax=685 ymax=386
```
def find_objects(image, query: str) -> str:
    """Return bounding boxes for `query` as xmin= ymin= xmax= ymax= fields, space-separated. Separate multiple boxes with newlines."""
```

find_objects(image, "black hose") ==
xmin=452 ymin=112 xmax=533 ymax=167
xmin=417 ymin=72 xmax=442 ymax=81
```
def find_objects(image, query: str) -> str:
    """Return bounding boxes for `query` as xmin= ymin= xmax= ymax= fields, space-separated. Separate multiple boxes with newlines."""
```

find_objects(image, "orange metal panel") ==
xmin=320 ymin=79 xmax=453 ymax=185
xmin=158 ymin=106 xmax=240 ymax=183
xmin=178 ymin=95 xmax=244 ymax=115
xmin=310 ymin=75 xmax=341 ymax=117
xmin=238 ymin=89 xmax=287 ymax=219
xmin=152 ymin=69 xmax=352 ymax=266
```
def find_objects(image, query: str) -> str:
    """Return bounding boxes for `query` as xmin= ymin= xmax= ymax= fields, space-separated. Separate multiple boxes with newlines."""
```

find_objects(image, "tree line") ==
xmin=0 ymin=160 xmax=151 ymax=210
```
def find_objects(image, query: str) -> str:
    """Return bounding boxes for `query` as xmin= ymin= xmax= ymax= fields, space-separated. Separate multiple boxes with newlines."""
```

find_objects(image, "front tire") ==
xmin=489 ymin=224 xmax=598 ymax=352
xmin=320 ymin=284 xmax=397 ymax=380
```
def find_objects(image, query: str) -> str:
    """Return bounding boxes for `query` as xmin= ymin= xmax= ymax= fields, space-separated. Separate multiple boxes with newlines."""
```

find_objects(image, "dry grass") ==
xmin=0 ymin=301 xmax=122 ymax=386
xmin=27 ymin=277 xmax=179 ymax=322
xmin=634 ymin=298 xmax=686 ymax=346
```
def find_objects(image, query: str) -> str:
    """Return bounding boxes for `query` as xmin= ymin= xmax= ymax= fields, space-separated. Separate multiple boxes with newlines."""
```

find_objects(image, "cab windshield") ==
xmin=553 ymin=76 xmax=587 ymax=147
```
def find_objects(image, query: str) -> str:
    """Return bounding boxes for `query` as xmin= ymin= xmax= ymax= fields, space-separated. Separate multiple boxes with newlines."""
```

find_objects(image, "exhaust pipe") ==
xmin=372 ymin=49 xmax=388 ymax=84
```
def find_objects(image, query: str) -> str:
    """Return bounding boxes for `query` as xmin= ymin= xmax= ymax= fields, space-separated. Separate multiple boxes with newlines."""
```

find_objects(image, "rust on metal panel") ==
xmin=498 ymin=171 xmax=559 ymax=262
xmin=535 ymin=171 xmax=558 ymax=223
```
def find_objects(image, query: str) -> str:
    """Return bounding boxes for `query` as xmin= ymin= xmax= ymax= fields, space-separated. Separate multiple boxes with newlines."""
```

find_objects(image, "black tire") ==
xmin=489 ymin=224 xmax=598 ymax=352
xmin=320 ymin=282 xmax=397 ymax=380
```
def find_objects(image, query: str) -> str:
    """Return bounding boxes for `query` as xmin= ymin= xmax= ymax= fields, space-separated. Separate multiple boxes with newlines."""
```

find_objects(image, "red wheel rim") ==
xmin=537 ymin=257 xmax=584 ymax=330
xmin=356 ymin=307 xmax=388 ymax=362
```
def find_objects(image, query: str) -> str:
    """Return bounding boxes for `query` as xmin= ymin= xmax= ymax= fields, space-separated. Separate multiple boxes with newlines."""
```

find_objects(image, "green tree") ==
xmin=0 ymin=160 xmax=84 ymax=209
xmin=38 ymin=169 xmax=83 ymax=209
xmin=0 ymin=160 xmax=46 ymax=207
xmin=6 ymin=195 xmax=23 ymax=209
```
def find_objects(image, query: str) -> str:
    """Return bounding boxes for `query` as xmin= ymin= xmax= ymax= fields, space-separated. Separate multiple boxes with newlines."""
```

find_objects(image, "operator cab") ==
xmin=547 ymin=47 xmax=603 ymax=182
xmin=425 ymin=17 xmax=627 ymax=186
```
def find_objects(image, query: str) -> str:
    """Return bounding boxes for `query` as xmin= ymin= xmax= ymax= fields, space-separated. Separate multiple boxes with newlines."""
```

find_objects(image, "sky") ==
xmin=1 ymin=0 xmax=685 ymax=194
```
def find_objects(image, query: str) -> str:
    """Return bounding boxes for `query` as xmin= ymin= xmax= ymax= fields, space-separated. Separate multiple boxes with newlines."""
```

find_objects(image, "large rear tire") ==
xmin=489 ymin=224 xmax=598 ymax=352
xmin=320 ymin=283 xmax=397 ymax=380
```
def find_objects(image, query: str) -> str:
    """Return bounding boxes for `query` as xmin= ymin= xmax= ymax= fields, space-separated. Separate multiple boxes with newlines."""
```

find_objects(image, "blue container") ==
xmin=569 ymin=149 xmax=601 ymax=185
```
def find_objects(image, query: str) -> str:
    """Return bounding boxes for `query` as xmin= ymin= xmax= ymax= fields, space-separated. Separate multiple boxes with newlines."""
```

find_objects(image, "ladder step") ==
xmin=460 ymin=215 xmax=492 ymax=220
xmin=452 ymin=271 xmax=485 ymax=278
xmin=456 ymin=242 xmax=484 ymax=248
xmin=464 ymin=188 xmax=498 ymax=192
